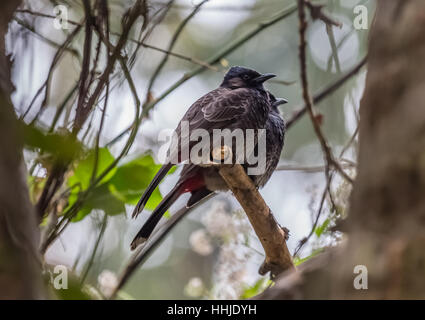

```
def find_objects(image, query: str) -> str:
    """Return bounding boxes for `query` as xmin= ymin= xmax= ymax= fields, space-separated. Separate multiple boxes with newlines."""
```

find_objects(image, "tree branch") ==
xmin=144 ymin=0 xmax=210 ymax=105
xmin=285 ymin=55 xmax=367 ymax=129
xmin=210 ymin=147 xmax=295 ymax=277
xmin=297 ymin=0 xmax=353 ymax=184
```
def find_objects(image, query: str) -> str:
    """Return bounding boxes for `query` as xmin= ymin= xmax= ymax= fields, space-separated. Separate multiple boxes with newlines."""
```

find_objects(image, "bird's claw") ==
xmin=280 ymin=225 xmax=290 ymax=241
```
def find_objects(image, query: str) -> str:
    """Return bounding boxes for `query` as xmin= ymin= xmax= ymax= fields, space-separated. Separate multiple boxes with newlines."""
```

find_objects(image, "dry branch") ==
xmin=213 ymin=147 xmax=295 ymax=277
xmin=304 ymin=0 xmax=342 ymax=28
xmin=297 ymin=0 xmax=353 ymax=184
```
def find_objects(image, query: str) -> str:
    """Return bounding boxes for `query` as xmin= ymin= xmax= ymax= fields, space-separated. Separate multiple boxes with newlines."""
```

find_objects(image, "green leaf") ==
xmin=240 ymin=278 xmax=270 ymax=299
xmin=314 ymin=218 xmax=330 ymax=237
xmin=71 ymin=184 xmax=125 ymax=222
xmin=108 ymin=154 xmax=170 ymax=207
xmin=67 ymin=153 xmax=174 ymax=222
xmin=21 ymin=123 xmax=82 ymax=162
xmin=107 ymin=182 xmax=162 ymax=208
xmin=293 ymin=248 xmax=323 ymax=266
xmin=27 ymin=175 xmax=46 ymax=204
xmin=108 ymin=154 xmax=162 ymax=192
xmin=68 ymin=147 xmax=116 ymax=190
xmin=85 ymin=184 xmax=125 ymax=215
xmin=72 ymin=206 xmax=92 ymax=222
xmin=144 ymin=187 xmax=163 ymax=211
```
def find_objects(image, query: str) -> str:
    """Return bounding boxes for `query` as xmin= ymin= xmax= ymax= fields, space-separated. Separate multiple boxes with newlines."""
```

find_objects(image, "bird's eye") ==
xmin=242 ymin=74 xmax=250 ymax=80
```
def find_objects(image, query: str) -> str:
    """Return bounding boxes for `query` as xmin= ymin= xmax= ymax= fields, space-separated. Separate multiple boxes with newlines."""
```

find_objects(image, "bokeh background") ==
xmin=10 ymin=0 xmax=374 ymax=299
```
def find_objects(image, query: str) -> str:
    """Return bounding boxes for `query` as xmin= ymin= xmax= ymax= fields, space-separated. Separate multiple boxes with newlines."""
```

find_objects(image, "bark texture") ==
xmin=0 ymin=0 xmax=45 ymax=299
xmin=259 ymin=0 xmax=425 ymax=299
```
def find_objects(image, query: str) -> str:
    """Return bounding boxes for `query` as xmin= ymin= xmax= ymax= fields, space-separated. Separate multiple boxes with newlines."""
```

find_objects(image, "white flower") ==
xmin=97 ymin=270 xmax=118 ymax=297
xmin=202 ymin=201 xmax=233 ymax=237
xmin=184 ymin=277 xmax=205 ymax=298
xmin=189 ymin=229 xmax=213 ymax=256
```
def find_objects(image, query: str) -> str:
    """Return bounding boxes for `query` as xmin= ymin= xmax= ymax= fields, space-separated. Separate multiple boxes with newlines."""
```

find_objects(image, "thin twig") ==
xmin=275 ymin=162 xmax=354 ymax=173
xmin=155 ymin=2 xmax=259 ymax=11
xmin=286 ymin=55 xmax=367 ymax=129
xmin=326 ymin=28 xmax=354 ymax=68
xmin=293 ymin=113 xmax=360 ymax=258
xmin=106 ymin=3 xmax=299 ymax=147
xmin=75 ymin=0 xmax=94 ymax=131
xmin=110 ymin=193 xmax=216 ymax=299
xmin=127 ymin=0 xmax=168 ymax=70
xmin=144 ymin=0 xmax=210 ymax=105
xmin=326 ymin=24 xmax=341 ymax=73
xmin=40 ymin=2 xmax=146 ymax=253
xmin=293 ymin=176 xmax=330 ymax=257
xmin=72 ymin=0 xmax=146 ymax=133
xmin=297 ymin=0 xmax=353 ymax=185
xmin=80 ymin=213 xmax=108 ymax=284
xmin=13 ymin=16 xmax=80 ymax=57
xmin=40 ymin=46 xmax=142 ymax=254
xmin=90 ymin=0 xmax=110 ymax=184
xmin=141 ymin=3 xmax=297 ymax=117
xmin=15 ymin=7 xmax=215 ymax=71
xmin=15 ymin=9 xmax=80 ymax=25
xmin=19 ymin=22 xmax=82 ymax=122
xmin=304 ymin=0 xmax=342 ymax=28
xmin=339 ymin=125 xmax=359 ymax=158
xmin=48 ymin=82 xmax=79 ymax=133
xmin=128 ymin=39 xmax=218 ymax=70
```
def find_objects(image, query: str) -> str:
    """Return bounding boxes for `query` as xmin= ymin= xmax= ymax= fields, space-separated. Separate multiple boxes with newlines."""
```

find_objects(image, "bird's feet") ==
xmin=280 ymin=225 xmax=290 ymax=241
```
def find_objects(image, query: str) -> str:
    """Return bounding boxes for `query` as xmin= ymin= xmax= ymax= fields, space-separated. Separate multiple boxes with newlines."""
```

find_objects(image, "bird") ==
xmin=130 ymin=66 xmax=282 ymax=250
xmin=128 ymin=93 xmax=288 ymax=261
xmin=251 ymin=92 xmax=287 ymax=188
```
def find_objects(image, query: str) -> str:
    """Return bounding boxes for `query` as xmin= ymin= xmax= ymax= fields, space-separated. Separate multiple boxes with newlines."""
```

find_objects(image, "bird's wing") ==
xmin=184 ymin=87 xmax=253 ymax=125
xmin=201 ymin=94 xmax=247 ymax=123
xmin=169 ymin=88 xmax=257 ymax=162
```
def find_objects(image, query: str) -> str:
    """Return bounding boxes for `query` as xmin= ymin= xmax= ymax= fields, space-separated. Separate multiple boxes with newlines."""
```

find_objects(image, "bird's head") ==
xmin=268 ymin=92 xmax=288 ymax=112
xmin=221 ymin=66 xmax=276 ymax=90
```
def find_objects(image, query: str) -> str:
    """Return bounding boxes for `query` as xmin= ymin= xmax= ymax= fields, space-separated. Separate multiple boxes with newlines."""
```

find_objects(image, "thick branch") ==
xmin=215 ymin=150 xmax=295 ymax=277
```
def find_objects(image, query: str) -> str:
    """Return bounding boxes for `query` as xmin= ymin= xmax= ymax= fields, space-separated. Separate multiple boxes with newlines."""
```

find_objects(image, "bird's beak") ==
xmin=274 ymin=98 xmax=288 ymax=106
xmin=253 ymin=73 xmax=276 ymax=84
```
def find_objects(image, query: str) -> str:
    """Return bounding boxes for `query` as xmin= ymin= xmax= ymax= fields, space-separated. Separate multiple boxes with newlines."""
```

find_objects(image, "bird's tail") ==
xmin=130 ymin=184 xmax=181 ymax=250
xmin=187 ymin=187 xmax=213 ymax=208
xmin=131 ymin=163 xmax=173 ymax=218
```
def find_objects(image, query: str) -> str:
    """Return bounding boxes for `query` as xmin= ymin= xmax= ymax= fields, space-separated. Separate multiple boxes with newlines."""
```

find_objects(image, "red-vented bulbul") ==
xmin=131 ymin=66 xmax=280 ymax=249
xmin=129 ymin=93 xmax=288 ymax=262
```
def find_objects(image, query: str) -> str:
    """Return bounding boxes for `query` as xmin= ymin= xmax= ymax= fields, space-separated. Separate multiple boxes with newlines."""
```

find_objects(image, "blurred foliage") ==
xmin=23 ymin=126 xmax=169 ymax=222
xmin=65 ymin=150 xmax=166 ymax=221
xmin=43 ymin=266 xmax=94 ymax=300
xmin=21 ymin=122 xmax=82 ymax=163
xmin=293 ymin=248 xmax=323 ymax=266
xmin=315 ymin=217 xmax=330 ymax=238
xmin=240 ymin=278 xmax=271 ymax=299
xmin=68 ymin=148 xmax=117 ymax=190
